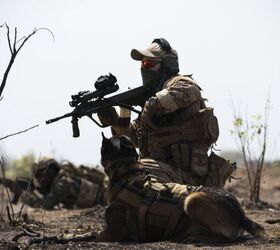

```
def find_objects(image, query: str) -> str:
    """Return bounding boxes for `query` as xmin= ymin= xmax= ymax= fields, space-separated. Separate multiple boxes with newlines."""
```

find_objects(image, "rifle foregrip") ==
xmin=71 ymin=117 xmax=80 ymax=137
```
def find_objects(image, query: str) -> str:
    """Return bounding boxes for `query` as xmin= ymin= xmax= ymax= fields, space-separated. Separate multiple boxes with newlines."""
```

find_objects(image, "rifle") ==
xmin=0 ymin=177 xmax=34 ymax=204
xmin=46 ymin=73 xmax=150 ymax=137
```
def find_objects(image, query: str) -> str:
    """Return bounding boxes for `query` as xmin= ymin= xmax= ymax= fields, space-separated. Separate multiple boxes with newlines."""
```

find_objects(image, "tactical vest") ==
xmin=154 ymin=75 xmax=219 ymax=143
xmin=139 ymin=75 xmax=219 ymax=182
xmin=107 ymin=169 xmax=201 ymax=242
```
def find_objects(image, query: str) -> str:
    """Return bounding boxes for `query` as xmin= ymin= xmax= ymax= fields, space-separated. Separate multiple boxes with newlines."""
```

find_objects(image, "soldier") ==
xmin=98 ymin=38 xmax=234 ymax=187
xmin=22 ymin=158 xmax=106 ymax=209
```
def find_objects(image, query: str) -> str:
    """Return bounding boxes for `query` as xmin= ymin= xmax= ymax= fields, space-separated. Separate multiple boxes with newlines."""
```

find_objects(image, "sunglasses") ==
xmin=142 ymin=59 xmax=161 ymax=69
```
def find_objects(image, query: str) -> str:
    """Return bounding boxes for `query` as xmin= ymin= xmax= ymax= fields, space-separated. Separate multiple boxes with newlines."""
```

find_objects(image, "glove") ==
xmin=97 ymin=107 xmax=119 ymax=127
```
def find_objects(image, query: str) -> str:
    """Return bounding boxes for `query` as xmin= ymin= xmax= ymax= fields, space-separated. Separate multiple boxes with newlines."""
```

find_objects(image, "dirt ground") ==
xmin=1 ymin=166 xmax=280 ymax=250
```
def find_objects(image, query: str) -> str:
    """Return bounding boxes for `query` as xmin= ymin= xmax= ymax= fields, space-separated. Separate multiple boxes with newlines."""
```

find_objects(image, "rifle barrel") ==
xmin=45 ymin=86 xmax=150 ymax=125
xmin=46 ymin=112 xmax=73 ymax=124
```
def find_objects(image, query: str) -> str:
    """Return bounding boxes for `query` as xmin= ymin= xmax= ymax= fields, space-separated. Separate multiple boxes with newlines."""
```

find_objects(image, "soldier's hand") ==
xmin=97 ymin=107 xmax=119 ymax=127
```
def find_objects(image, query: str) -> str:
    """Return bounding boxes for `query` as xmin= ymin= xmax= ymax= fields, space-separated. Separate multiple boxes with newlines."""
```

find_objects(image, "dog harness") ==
xmin=106 ymin=164 xmax=202 ymax=241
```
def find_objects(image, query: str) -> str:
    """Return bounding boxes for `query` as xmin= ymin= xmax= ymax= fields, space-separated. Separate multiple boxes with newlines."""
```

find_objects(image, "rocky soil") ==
xmin=1 ymin=166 xmax=280 ymax=249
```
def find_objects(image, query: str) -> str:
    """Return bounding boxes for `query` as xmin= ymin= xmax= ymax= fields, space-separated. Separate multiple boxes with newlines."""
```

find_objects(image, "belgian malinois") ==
xmin=96 ymin=133 xmax=267 ymax=243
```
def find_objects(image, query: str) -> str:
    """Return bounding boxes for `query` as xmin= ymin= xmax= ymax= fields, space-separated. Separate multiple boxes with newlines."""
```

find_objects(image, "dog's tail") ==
xmin=205 ymin=188 xmax=268 ymax=239
xmin=241 ymin=216 xmax=268 ymax=238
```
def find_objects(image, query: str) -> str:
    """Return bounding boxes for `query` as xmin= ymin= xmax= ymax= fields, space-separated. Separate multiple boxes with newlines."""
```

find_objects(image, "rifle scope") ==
xmin=69 ymin=73 xmax=119 ymax=107
xmin=95 ymin=73 xmax=117 ymax=90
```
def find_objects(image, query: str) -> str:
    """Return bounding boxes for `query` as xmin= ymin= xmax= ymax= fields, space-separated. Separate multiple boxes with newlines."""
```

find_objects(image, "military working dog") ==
xmin=96 ymin=133 xmax=266 ymax=243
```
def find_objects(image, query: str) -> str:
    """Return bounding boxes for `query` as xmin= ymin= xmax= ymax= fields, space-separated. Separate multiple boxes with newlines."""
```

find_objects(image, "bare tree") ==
xmin=0 ymin=23 xmax=54 ymax=139
xmin=230 ymin=97 xmax=270 ymax=205
xmin=0 ymin=23 xmax=54 ymax=99
xmin=0 ymin=24 xmax=54 ymax=225
xmin=0 ymin=157 xmax=15 ymax=224
xmin=0 ymin=125 xmax=39 ymax=141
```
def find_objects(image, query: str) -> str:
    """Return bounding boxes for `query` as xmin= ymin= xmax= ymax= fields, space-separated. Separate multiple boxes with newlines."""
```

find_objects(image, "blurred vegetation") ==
xmin=5 ymin=152 xmax=35 ymax=179
xmin=271 ymin=160 xmax=280 ymax=167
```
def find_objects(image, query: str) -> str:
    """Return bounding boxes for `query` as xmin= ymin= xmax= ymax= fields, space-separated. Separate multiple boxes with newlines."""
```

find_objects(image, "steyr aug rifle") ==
xmin=46 ymin=73 xmax=150 ymax=137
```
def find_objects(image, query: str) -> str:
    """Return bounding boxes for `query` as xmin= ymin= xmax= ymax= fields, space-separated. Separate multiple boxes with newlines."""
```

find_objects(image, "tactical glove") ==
xmin=97 ymin=107 xmax=119 ymax=127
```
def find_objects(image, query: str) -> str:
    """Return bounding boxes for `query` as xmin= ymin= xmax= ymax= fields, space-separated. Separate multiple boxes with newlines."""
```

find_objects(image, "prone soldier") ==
xmin=1 ymin=158 xmax=106 ymax=209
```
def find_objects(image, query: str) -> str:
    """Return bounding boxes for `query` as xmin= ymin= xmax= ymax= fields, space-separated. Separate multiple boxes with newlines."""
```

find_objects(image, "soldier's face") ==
xmin=141 ymin=56 xmax=161 ymax=72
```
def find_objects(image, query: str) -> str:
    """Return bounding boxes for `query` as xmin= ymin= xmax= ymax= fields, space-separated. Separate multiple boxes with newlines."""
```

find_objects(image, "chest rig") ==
xmin=106 ymin=162 xmax=202 ymax=241
xmin=138 ymin=75 xmax=219 ymax=181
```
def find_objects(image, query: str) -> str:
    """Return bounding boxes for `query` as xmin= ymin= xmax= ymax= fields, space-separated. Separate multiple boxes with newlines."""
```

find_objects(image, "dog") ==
xmin=96 ymin=133 xmax=267 ymax=243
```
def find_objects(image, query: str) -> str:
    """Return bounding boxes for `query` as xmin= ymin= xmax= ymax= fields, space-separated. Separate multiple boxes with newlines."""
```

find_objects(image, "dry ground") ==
xmin=1 ymin=165 xmax=280 ymax=250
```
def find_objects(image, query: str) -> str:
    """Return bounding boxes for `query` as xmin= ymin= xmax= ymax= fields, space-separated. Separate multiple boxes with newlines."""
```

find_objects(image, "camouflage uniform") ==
xmin=111 ymin=75 xmax=218 ymax=186
xmin=99 ymin=38 xmax=234 ymax=187
xmin=22 ymin=160 xmax=105 ymax=209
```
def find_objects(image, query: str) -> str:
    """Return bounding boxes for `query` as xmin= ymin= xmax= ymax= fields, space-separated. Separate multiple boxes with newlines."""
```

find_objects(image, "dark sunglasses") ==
xmin=142 ymin=59 xmax=161 ymax=69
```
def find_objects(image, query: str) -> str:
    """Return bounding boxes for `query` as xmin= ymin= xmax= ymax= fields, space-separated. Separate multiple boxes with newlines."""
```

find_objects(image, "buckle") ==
xmin=158 ymin=189 xmax=179 ymax=204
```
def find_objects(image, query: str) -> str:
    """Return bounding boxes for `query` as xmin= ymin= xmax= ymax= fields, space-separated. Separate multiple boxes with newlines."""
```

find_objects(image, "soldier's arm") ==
xmin=97 ymin=106 xmax=139 ymax=146
xmin=111 ymin=119 xmax=139 ymax=147
xmin=144 ymin=77 xmax=202 ymax=115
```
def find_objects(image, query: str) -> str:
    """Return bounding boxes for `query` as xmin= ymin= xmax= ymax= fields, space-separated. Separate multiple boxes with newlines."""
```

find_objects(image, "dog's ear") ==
xmin=101 ymin=133 xmax=114 ymax=167
xmin=101 ymin=132 xmax=111 ymax=147
xmin=101 ymin=132 xmax=113 ymax=154
xmin=101 ymin=132 xmax=108 ymax=140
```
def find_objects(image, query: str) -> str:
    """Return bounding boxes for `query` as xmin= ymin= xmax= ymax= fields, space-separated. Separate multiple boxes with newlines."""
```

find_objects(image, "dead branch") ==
xmin=0 ymin=23 xmax=54 ymax=99
xmin=16 ymin=154 xmax=42 ymax=222
xmin=22 ymin=223 xmax=41 ymax=235
xmin=6 ymin=206 xmax=13 ymax=224
xmin=232 ymin=109 xmax=253 ymax=188
xmin=12 ymin=223 xmax=41 ymax=242
xmin=254 ymin=97 xmax=270 ymax=200
xmin=231 ymin=94 xmax=271 ymax=204
xmin=265 ymin=218 xmax=280 ymax=224
xmin=0 ymin=124 xmax=39 ymax=141
xmin=0 ymin=158 xmax=15 ymax=222
xmin=27 ymin=231 xmax=97 ymax=246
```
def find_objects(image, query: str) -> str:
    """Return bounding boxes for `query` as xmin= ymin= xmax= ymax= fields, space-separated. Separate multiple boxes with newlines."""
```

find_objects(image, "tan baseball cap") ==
xmin=131 ymin=42 xmax=165 ymax=61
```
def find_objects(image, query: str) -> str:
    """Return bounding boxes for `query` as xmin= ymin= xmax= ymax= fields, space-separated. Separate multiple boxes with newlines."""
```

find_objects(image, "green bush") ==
xmin=5 ymin=152 xmax=35 ymax=179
